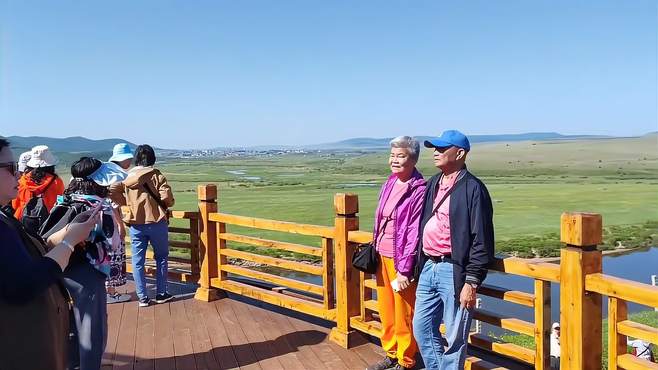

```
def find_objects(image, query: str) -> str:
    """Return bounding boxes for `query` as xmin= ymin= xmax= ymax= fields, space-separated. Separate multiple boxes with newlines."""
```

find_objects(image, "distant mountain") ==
xmin=311 ymin=132 xmax=613 ymax=149
xmin=6 ymin=136 xmax=137 ymax=152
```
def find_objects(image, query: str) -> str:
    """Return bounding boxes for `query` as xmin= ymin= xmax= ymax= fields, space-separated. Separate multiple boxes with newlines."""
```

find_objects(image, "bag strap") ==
xmin=374 ymin=216 xmax=393 ymax=246
xmin=431 ymin=171 xmax=466 ymax=216
xmin=141 ymin=181 xmax=168 ymax=214
xmin=373 ymin=180 xmax=411 ymax=245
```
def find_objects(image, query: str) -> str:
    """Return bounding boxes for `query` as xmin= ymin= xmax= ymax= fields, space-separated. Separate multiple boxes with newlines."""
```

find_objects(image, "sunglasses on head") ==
xmin=0 ymin=162 xmax=18 ymax=175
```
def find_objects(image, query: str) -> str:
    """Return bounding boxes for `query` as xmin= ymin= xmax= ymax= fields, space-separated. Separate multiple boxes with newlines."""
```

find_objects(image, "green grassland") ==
xmin=157 ymin=134 xmax=658 ymax=259
xmin=500 ymin=310 xmax=658 ymax=368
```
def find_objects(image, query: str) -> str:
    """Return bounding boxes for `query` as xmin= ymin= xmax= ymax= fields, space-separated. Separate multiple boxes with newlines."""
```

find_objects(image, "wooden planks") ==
xmin=103 ymin=287 xmax=420 ymax=370
xmin=153 ymin=303 xmax=176 ymax=370
xmin=113 ymin=302 xmax=138 ymax=370
xmin=214 ymin=299 xmax=262 ymax=370
xmin=134 ymin=305 xmax=155 ymax=370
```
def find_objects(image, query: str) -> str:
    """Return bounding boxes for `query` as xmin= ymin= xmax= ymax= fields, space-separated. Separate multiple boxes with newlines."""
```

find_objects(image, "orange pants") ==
xmin=376 ymin=256 xmax=418 ymax=368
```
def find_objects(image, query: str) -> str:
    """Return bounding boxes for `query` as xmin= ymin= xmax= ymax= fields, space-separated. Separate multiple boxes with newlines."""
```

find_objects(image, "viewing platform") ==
xmin=106 ymin=184 xmax=658 ymax=370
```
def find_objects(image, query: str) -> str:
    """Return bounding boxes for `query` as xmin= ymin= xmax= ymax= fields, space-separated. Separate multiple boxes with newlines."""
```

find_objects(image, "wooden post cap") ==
xmin=560 ymin=212 xmax=603 ymax=247
xmin=334 ymin=193 xmax=359 ymax=216
xmin=197 ymin=184 xmax=218 ymax=201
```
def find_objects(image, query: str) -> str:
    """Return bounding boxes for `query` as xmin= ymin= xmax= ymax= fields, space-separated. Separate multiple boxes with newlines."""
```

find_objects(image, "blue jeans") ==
xmin=413 ymin=260 xmax=472 ymax=370
xmin=129 ymin=220 xmax=169 ymax=299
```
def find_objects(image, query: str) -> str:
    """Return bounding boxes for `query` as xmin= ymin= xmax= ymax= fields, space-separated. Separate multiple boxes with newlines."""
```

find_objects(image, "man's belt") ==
xmin=424 ymin=252 xmax=455 ymax=264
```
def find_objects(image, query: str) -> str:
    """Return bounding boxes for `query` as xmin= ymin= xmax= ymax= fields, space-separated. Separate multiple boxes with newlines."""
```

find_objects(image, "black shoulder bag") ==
xmin=351 ymin=215 xmax=395 ymax=274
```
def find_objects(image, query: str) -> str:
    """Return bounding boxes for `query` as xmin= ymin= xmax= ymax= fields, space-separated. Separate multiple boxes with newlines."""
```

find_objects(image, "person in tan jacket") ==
xmin=110 ymin=144 xmax=174 ymax=307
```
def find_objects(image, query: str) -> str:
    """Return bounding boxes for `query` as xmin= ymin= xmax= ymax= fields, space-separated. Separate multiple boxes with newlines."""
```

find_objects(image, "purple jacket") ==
xmin=373 ymin=169 xmax=426 ymax=277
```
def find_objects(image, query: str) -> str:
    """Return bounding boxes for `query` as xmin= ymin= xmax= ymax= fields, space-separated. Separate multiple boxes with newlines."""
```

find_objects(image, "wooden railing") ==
xmin=179 ymin=184 xmax=657 ymax=369
xmin=348 ymin=224 xmax=560 ymax=369
xmin=124 ymin=209 xmax=201 ymax=283
xmin=586 ymin=273 xmax=658 ymax=369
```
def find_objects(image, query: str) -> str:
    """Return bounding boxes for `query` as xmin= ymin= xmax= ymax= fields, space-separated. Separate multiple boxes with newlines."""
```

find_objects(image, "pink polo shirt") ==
xmin=422 ymin=174 xmax=459 ymax=256
xmin=376 ymin=179 xmax=408 ymax=258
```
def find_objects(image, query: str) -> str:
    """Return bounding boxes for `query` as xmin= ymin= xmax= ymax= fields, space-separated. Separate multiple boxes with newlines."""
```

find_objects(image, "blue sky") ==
xmin=1 ymin=1 xmax=656 ymax=149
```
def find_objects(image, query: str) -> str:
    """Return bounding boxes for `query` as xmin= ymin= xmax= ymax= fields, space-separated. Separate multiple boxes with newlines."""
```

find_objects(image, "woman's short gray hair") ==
xmin=389 ymin=136 xmax=420 ymax=162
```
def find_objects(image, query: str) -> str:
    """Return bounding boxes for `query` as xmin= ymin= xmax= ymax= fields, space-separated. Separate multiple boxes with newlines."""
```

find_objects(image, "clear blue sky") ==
xmin=1 ymin=1 xmax=656 ymax=149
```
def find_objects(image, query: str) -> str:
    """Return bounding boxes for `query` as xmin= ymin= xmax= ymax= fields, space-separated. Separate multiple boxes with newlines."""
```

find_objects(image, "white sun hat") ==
xmin=18 ymin=151 xmax=32 ymax=172
xmin=26 ymin=145 xmax=59 ymax=168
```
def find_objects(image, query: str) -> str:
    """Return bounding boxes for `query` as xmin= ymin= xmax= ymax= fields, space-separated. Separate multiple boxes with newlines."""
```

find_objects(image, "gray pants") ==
xmin=63 ymin=262 xmax=108 ymax=370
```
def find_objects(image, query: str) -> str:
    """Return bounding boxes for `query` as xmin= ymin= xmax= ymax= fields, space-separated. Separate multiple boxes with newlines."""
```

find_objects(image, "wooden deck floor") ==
xmin=102 ymin=282 xmax=385 ymax=370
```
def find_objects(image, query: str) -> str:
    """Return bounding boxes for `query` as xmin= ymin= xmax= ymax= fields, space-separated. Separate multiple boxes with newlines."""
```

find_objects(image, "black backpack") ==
xmin=40 ymin=196 xmax=115 ymax=266
xmin=39 ymin=195 xmax=88 ymax=240
xmin=21 ymin=177 xmax=55 ymax=237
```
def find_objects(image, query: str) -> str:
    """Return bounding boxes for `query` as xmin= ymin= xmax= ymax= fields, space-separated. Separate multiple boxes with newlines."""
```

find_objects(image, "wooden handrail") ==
xmin=478 ymin=284 xmax=535 ymax=307
xmin=220 ymin=248 xmax=323 ymax=275
xmin=347 ymin=230 xmax=372 ymax=244
xmin=218 ymin=232 xmax=323 ymax=256
xmin=490 ymin=257 xmax=560 ymax=283
xmin=585 ymin=273 xmax=658 ymax=308
xmin=181 ymin=184 xmax=658 ymax=369
xmin=209 ymin=212 xmax=335 ymax=238
xmin=169 ymin=210 xmax=199 ymax=219
xmin=617 ymin=320 xmax=658 ymax=345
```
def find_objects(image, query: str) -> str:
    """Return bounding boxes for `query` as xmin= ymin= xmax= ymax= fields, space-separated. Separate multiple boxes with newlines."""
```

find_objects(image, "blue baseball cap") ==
xmin=108 ymin=143 xmax=134 ymax=162
xmin=424 ymin=130 xmax=471 ymax=151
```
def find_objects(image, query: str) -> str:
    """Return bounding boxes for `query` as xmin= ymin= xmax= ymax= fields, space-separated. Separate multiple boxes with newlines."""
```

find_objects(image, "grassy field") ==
xmin=156 ymin=135 xmax=658 ymax=258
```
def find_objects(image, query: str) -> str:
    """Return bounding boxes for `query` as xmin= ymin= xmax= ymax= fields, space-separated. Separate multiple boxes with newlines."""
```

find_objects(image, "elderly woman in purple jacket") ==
xmin=367 ymin=136 xmax=427 ymax=370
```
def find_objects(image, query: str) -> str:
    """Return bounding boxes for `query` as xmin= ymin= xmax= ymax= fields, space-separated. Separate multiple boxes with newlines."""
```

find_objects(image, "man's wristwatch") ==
xmin=467 ymin=282 xmax=479 ymax=289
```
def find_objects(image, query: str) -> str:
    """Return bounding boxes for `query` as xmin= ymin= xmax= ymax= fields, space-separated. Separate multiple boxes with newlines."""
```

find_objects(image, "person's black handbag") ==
xmin=351 ymin=242 xmax=379 ymax=274
xmin=352 ymin=215 xmax=392 ymax=273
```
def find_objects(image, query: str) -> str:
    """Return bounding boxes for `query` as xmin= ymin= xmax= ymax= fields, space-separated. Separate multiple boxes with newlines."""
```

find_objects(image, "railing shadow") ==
xmin=103 ymin=330 xmax=326 ymax=369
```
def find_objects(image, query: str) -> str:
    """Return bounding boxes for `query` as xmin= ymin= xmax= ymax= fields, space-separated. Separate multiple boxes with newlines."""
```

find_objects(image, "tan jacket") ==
xmin=110 ymin=166 xmax=175 ymax=225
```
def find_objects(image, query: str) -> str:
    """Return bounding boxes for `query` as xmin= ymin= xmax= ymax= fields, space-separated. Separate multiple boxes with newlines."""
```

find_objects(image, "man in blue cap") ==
xmin=412 ymin=130 xmax=494 ymax=369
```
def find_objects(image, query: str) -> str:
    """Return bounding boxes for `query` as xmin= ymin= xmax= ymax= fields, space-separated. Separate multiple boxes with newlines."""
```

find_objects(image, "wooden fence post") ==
xmin=329 ymin=193 xmax=364 ymax=348
xmin=559 ymin=212 xmax=603 ymax=370
xmin=534 ymin=280 xmax=551 ymax=370
xmin=194 ymin=184 xmax=224 ymax=301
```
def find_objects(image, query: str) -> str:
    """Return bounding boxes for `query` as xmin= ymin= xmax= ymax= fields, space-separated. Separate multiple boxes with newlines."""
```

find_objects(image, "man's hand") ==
xmin=459 ymin=283 xmax=477 ymax=309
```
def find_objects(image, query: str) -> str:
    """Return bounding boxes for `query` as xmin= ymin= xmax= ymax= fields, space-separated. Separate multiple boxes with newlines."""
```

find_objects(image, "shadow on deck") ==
xmin=103 ymin=280 xmax=532 ymax=370
xmin=102 ymin=280 xmax=385 ymax=370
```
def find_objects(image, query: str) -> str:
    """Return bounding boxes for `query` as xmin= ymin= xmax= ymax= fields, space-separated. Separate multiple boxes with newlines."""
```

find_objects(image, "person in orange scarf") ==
xmin=12 ymin=145 xmax=65 ymax=221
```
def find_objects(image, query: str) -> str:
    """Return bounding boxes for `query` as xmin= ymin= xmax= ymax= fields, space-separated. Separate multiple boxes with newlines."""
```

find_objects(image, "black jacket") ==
xmin=414 ymin=170 xmax=495 ymax=299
